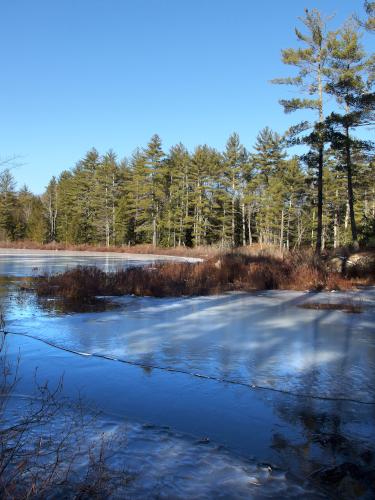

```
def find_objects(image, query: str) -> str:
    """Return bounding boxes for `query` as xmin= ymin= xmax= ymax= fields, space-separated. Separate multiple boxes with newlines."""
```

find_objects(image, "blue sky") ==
xmin=0 ymin=0 xmax=372 ymax=193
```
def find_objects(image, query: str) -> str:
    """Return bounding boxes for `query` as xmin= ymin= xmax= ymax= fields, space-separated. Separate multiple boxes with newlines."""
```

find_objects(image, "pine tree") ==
xmin=356 ymin=1 xmax=375 ymax=33
xmin=223 ymin=133 xmax=248 ymax=247
xmin=42 ymin=177 xmax=58 ymax=242
xmin=93 ymin=151 xmax=119 ymax=247
xmin=55 ymin=171 xmax=77 ymax=244
xmin=272 ymin=8 xmax=332 ymax=252
xmin=144 ymin=134 xmax=166 ymax=246
xmin=282 ymin=158 xmax=307 ymax=249
xmin=17 ymin=186 xmax=34 ymax=239
xmin=321 ymin=151 xmax=348 ymax=248
xmin=164 ymin=144 xmax=191 ymax=246
xmin=0 ymin=169 xmax=17 ymax=241
xmin=250 ymin=128 xmax=286 ymax=245
xmin=189 ymin=146 xmax=223 ymax=246
xmin=127 ymin=149 xmax=150 ymax=244
xmin=325 ymin=21 xmax=374 ymax=247
xmin=26 ymin=197 xmax=47 ymax=243
xmin=114 ymin=158 xmax=132 ymax=245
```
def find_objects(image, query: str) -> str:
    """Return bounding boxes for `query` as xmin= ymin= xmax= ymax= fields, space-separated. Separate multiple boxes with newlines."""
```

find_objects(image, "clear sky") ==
xmin=0 ymin=0 xmax=372 ymax=193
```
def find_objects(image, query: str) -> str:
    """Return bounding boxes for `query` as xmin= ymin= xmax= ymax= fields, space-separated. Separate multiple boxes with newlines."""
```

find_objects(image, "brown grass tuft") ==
xmin=298 ymin=302 xmax=363 ymax=313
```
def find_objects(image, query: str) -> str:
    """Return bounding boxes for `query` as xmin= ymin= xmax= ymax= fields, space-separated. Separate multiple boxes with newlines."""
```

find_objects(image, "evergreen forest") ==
xmin=1 ymin=5 xmax=374 ymax=252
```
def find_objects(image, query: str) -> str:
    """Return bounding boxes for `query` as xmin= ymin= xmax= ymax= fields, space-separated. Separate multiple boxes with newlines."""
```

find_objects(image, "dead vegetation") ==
xmin=298 ymin=302 xmax=363 ymax=313
xmin=0 ymin=341 xmax=131 ymax=498
xmin=0 ymin=240 xmax=219 ymax=259
xmin=3 ymin=241 xmax=375 ymax=274
xmin=33 ymin=250 xmax=371 ymax=301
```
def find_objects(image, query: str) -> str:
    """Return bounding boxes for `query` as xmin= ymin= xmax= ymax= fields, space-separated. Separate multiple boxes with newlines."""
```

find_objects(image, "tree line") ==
xmin=0 ymin=4 xmax=374 ymax=251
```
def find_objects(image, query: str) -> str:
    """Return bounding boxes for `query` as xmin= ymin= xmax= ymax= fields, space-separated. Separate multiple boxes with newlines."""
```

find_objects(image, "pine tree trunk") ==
xmin=222 ymin=206 xmax=226 ymax=248
xmin=105 ymin=185 xmax=110 ymax=247
xmin=231 ymin=198 xmax=235 ymax=247
xmin=167 ymin=211 xmax=171 ymax=247
xmin=344 ymin=201 xmax=349 ymax=231
xmin=286 ymin=198 xmax=291 ymax=250
xmin=315 ymin=57 xmax=325 ymax=254
xmin=247 ymin=206 xmax=252 ymax=245
xmin=52 ymin=194 xmax=57 ymax=241
xmin=241 ymin=202 xmax=246 ymax=246
xmin=345 ymin=124 xmax=358 ymax=249
xmin=231 ymin=178 xmax=235 ymax=247
xmin=178 ymin=211 xmax=183 ymax=246
xmin=333 ymin=207 xmax=339 ymax=249
xmin=280 ymin=208 xmax=284 ymax=250
xmin=316 ymin=144 xmax=323 ymax=253
xmin=106 ymin=222 xmax=110 ymax=248
xmin=152 ymin=217 xmax=157 ymax=247
xmin=112 ymin=173 xmax=116 ymax=245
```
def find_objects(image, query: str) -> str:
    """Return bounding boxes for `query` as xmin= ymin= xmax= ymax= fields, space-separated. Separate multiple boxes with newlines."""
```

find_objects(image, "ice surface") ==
xmin=5 ymin=331 xmax=375 ymax=495
xmin=7 ymin=288 xmax=375 ymax=403
xmin=0 ymin=248 xmax=200 ymax=277
xmin=3 ymin=394 xmax=322 ymax=499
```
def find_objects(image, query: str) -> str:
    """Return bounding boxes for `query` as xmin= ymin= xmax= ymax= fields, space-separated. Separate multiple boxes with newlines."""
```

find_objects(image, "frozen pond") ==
xmin=1 ymin=250 xmax=375 ymax=498
xmin=0 ymin=248 xmax=199 ymax=277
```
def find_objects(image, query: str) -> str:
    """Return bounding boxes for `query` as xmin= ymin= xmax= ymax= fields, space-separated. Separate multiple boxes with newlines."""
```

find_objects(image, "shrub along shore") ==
xmin=33 ymin=250 xmax=375 ymax=301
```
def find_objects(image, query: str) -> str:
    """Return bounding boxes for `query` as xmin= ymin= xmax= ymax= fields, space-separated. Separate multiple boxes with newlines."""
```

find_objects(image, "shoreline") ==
xmin=0 ymin=241 xmax=215 ymax=259
xmin=0 ymin=247 xmax=202 ymax=262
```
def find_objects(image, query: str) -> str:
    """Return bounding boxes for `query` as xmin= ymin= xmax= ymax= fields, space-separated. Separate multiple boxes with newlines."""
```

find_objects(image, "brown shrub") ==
xmin=37 ymin=267 xmax=109 ymax=302
xmin=33 ymin=250 xmax=370 ymax=301
xmin=299 ymin=302 xmax=363 ymax=313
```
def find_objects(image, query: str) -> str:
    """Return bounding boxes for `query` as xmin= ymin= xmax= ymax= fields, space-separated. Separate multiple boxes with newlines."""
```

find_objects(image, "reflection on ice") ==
xmin=3 ymin=394 xmax=322 ymax=499
xmin=112 ymin=421 xmax=323 ymax=499
xmin=4 ymin=329 xmax=375 ymax=498
xmin=8 ymin=287 xmax=375 ymax=402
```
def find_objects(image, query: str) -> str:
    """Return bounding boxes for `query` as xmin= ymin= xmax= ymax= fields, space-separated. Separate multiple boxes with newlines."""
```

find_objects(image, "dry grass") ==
xmin=0 ymin=240 xmax=220 ymax=259
xmin=298 ymin=302 xmax=363 ymax=313
xmin=0 ymin=240 xmax=311 ymax=260
xmin=34 ymin=251 xmax=366 ymax=301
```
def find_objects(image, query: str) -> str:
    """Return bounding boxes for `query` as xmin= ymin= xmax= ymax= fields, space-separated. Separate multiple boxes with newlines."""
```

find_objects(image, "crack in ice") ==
xmin=5 ymin=330 xmax=375 ymax=406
